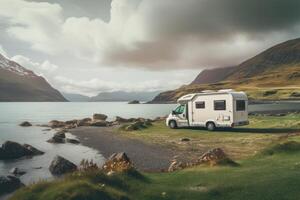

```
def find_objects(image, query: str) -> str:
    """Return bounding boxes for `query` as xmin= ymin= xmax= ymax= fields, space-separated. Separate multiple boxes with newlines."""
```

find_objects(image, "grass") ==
xmin=119 ymin=113 xmax=300 ymax=160
xmin=10 ymin=114 xmax=300 ymax=200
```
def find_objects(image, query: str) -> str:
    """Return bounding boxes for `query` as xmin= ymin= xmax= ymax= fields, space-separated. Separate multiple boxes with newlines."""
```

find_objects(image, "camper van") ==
xmin=166 ymin=89 xmax=249 ymax=131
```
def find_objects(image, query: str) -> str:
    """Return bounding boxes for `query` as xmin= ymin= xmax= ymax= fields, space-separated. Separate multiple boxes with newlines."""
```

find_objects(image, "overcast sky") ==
xmin=0 ymin=0 xmax=300 ymax=96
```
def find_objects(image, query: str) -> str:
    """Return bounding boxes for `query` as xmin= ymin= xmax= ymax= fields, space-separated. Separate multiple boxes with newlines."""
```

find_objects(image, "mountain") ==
xmin=190 ymin=66 xmax=237 ymax=85
xmin=0 ymin=54 xmax=67 ymax=102
xmin=90 ymin=91 xmax=161 ymax=102
xmin=151 ymin=38 xmax=300 ymax=103
xmin=62 ymin=93 xmax=90 ymax=102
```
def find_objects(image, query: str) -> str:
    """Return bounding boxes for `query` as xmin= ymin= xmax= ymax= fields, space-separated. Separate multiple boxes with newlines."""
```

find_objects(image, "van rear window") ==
xmin=236 ymin=100 xmax=246 ymax=111
xmin=214 ymin=100 xmax=226 ymax=110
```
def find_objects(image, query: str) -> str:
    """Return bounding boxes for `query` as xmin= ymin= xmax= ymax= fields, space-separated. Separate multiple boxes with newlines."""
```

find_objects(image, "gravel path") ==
xmin=70 ymin=126 xmax=176 ymax=172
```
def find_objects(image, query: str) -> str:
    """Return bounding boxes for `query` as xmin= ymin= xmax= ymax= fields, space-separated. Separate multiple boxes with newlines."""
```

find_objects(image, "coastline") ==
xmin=69 ymin=126 xmax=179 ymax=172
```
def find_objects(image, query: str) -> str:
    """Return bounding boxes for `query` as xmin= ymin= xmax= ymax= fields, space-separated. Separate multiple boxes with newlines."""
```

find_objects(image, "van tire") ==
xmin=206 ymin=122 xmax=215 ymax=131
xmin=169 ymin=120 xmax=177 ymax=129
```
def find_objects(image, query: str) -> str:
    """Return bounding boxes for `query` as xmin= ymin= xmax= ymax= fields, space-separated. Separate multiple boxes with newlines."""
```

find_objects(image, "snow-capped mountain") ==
xmin=0 ymin=54 xmax=36 ymax=77
xmin=0 ymin=53 xmax=67 ymax=102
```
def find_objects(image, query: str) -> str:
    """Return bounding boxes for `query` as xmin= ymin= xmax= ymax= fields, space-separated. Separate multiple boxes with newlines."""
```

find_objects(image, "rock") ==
xmin=93 ymin=113 xmax=108 ymax=121
xmin=290 ymin=92 xmax=300 ymax=97
xmin=77 ymin=118 xmax=92 ymax=126
xmin=54 ymin=131 xmax=66 ymax=138
xmin=65 ymin=138 xmax=80 ymax=144
xmin=90 ymin=120 xmax=108 ymax=127
xmin=22 ymin=144 xmax=44 ymax=155
xmin=47 ymin=134 xmax=65 ymax=143
xmin=65 ymin=119 xmax=78 ymax=125
xmin=48 ymin=120 xmax=65 ymax=128
xmin=49 ymin=155 xmax=77 ymax=176
xmin=168 ymin=160 xmax=185 ymax=172
xmin=199 ymin=148 xmax=237 ymax=166
xmin=9 ymin=167 xmax=26 ymax=176
xmin=180 ymin=138 xmax=190 ymax=142
xmin=102 ymin=152 xmax=132 ymax=173
xmin=0 ymin=141 xmax=44 ymax=160
xmin=123 ymin=119 xmax=153 ymax=131
xmin=115 ymin=116 xmax=136 ymax=123
xmin=0 ymin=175 xmax=24 ymax=195
xmin=128 ymin=100 xmax=140 ymax=104
xmin=19 ymin=121 xmax=32 ymax=127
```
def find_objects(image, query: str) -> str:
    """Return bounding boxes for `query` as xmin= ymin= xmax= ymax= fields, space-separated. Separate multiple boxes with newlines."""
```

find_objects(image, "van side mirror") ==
xmin=172 ymin=110 xmax=176 ymax=115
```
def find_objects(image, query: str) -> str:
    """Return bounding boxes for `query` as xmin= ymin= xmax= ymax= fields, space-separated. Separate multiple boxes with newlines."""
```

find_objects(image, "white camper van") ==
xmin=166 ymin=89 xmax=249 ymax=131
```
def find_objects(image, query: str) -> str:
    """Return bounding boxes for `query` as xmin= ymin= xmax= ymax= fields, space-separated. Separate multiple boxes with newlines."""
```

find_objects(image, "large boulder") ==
xmin=47 ymin=134 xmax=65 ymax=143
xmin=199 ymin=148 xmax=237 ymax=166
xmin=49 ymin=156 xmax=77 ymax=176
xmin=22 ymin=144 xmax=44 ymax=155
xmin=93 ymin=113 xmax=108 ymax=121
xmin=90 ymin=120 xmax=108 ymax=127
xmin=102 ymin=152 xmax=132 ymax=173
xmin=115 ymin=116 xmax=136 ymax=123
xmin=0 ymin=141 xmax=44 ymax=160
xmin=19 ymin=121 xmax=32 ymax=127
xmin=77 ymin=118 xmax=92 ymax=126
xmin=48 ymin=120 xmax=66 ymax=128
xmin=0 ymin=175 xmax=24 ymax=195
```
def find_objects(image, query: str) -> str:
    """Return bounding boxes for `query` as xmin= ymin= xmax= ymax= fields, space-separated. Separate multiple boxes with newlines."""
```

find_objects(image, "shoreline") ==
xmin=69 ymin=126 xmax=180 ymax=172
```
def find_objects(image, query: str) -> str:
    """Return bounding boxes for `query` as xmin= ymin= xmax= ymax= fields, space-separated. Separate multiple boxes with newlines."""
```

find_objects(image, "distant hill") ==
xmin=90 ymin=91 xmax=161 ymax=102
xmin=62 ymin=93 xmax=90 ymax=102
xmin=190 ymin=66 xmax=236 ymax=85
xmin=0 ymin=54 xmax=67 ymax=102
xmin=151 ymin=38 xmax=300 ymax=103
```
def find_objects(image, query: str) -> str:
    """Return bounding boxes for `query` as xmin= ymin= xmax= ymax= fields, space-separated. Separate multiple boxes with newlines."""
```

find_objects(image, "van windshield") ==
xmin=174 ymin=104 xmax=185 ymax=114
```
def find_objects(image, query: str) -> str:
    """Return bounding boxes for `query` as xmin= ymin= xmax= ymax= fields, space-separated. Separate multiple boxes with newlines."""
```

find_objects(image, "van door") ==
xmin=174 ymin=104 xmax=189 ymax=127
xmin=234 ymin=99 xmax=248 ymax=122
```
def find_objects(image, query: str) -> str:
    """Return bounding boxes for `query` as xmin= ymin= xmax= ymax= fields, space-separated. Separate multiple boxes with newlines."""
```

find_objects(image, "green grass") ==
xmin=11 ymin=144 xmax=300 ymax=200
xmin=119 ymin=113 xmax=300 ymax=159
xmin=10 ymin=114 xmax=300 ymax=200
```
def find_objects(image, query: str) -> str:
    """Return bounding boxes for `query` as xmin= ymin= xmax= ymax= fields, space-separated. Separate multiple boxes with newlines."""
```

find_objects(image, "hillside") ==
xmin=62 ymin=93 xmax=90 ymax=102
xmin=151 ymin=38 xmax=300 ymax=103
xmin=0 ymin=54 xmax=67 ymax=102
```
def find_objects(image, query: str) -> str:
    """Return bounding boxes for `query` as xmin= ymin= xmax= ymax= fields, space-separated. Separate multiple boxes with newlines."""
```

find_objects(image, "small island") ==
xmin=128 ymin=100 xmax=140 ymax=104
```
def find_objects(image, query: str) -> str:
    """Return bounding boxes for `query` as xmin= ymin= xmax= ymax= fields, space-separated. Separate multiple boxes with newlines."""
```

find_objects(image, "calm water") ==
xmin=0 ymin=101 xmax=300 ymax=186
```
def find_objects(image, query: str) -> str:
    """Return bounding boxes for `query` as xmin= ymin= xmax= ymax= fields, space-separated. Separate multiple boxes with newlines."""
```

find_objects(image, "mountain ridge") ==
xmin=0 ymin=54 xmax=67 ymax=102
xmin=151 ymin=38 xmax=300 ymax=103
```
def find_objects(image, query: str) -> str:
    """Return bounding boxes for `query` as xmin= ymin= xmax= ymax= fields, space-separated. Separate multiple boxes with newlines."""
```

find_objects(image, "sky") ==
xmin=0 ymin=0 xmax=300 ymax=96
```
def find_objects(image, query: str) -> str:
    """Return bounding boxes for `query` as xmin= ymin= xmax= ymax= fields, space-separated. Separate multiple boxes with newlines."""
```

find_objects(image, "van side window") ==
xmin=195 ymin=101 xmax=205 ymax=109
xmin=214 ymin=100 xmax=226 ymax=110
xmin=236 ymin=100 xmax=246 ymax=111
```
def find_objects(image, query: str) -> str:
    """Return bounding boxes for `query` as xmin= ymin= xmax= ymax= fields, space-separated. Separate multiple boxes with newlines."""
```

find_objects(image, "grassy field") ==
xmin=119 ymin=113 xmax=300 ymax=160
xmin=10 ymin=114 xmax=300 ymax=200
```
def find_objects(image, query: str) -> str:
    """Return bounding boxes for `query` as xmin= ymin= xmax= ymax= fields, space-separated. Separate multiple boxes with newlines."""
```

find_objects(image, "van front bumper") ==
xmin=232 ymin=121 xmax=249 ymax=127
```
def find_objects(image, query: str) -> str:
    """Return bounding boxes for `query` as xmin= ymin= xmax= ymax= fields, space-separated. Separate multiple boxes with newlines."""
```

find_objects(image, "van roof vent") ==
xmin=201 ymin=90 xmax=215 ymax=93
xmin=218 ymin=89 xmax=235 ymax=92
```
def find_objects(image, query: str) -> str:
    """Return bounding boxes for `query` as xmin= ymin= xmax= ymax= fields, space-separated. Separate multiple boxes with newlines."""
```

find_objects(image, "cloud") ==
xmin=54 ymin=76 xmax=181 ymax=96
xmin=0 ymin=45 xmax=9 ymax=58
xmin=0 ymin=0 xmax=300 ymax=69
xmin=11 ymin=55 xmax=58 ymax=73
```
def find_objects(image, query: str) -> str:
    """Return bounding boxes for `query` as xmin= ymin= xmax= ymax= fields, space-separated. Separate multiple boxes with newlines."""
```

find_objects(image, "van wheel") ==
xmin=169 ymin=121 xmax=177 ymax=129
xmin=206 ymin=122 xmax=215 ymax=131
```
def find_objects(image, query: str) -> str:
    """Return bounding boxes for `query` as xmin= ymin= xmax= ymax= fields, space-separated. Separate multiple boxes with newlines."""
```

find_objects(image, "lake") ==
xmin=1 ymin=101 xmax=300 ymax=186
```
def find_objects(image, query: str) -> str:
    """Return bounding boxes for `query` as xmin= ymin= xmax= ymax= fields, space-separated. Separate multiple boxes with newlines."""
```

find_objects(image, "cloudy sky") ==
xmin=0 ymin=0 xmax=300 ymax=96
